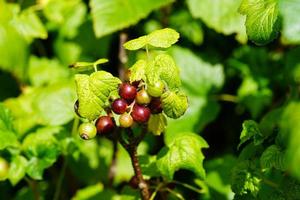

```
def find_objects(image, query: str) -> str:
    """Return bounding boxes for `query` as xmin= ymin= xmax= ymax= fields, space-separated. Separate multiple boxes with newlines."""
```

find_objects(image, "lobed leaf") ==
xmin=260 ymin=145 xmax=286 ymax=171
xmin=239 ymin=0 xmax=279 ymax=45
xmin=156 ymin=132 xmax=208 ymax=180
xmin=75 ymin=71 xmax=121 ymax=121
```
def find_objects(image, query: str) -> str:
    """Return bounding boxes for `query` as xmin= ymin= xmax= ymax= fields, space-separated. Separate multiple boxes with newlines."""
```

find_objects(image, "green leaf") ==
xmin=11 ymin=7 xmax=47 ymax=42
xmin=75 ymin=71 xmax=121 ymax=121
xmin=156 ymin=132 xmax=208 ymax=180
xmin=128 ymin=59 xmax=147 ymax=83
xmin=28 ymin=56 xmax=70 ymax=87
xmin=148 ymin=113 xmax=167 ymax=135
xmin=90 ymin=0 xmax=174 ymax=38
xmin=186 ymin=0 xmax=247 ymax=43
xmin=161 ymin=90 xmax=188 ymax=119
xmin=260 ymin=145 xmax=286 ymax=171
xmin=279 ymin=102 xmax=300 ymax=180
xmin=0 ymin=23 xmax=28 ymax=80
xmin=33 ymin=83 xmax=76 ymax=126
xmin=72 ymin=183 xmax=104 ymax=200
xmin=43 ymin=0 xmax=87 ymax=39
xmin=124 ymin=28 xmax=179 ymax=50
xmin=238 ymin=120 xmax=264 ymax=149
xmin=8 ymin=155 xmax=28 ymax=185
xmin=139 ymin=155 xmax=160 ymax=177
xmin=22 ymin=127 xmax=62 ymax=180
xmin=239 ymin=0 xmax=279 ymax=45
xmin=0 ymin=103 xmax=19 ymax=150
xmin=279 ymin=0 xmax=300 ymax=44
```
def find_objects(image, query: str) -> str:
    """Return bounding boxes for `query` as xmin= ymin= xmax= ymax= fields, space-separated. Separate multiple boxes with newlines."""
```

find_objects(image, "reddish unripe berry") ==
xmin=136 ymin=89 xmax=151 ymax=105
xmin=96 ymin=116 xmax=115 ymax=134
xmin=112 ymin=98 xmax=127 ymax=114
xmin=119 ymin=113 xmax=133 ymax=128
xmin=149 ymin=98 xmax=163 ymax=114
xmin=119 ymin=83 xmax=137 ymax=101
xmin=131 ymin=105 xmax=151 ymax=123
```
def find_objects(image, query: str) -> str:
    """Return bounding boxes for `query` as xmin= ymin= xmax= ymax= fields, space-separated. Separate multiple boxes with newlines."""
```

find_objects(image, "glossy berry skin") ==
xmin=147 ymin=80 xmax=164 ymax=97
xmin=119 ymin=83 xmax=137 ymax=101
xmin=0 ymin=157 xmax=9 ymax=181
xmin=149 ymin=98 xmax=163 ymax=114
xmin=96 ymin=116 xmax=115 ymax=135
xmin=136 ymin=89 xmax=151 ymax=105
xmin=119 ymin=113 xmax=133 ymax=128
xmin=78 ymin=122 xmax=97 ymax=140
xmin=131 ymin=105 xmax=151 ymax=123
xmin=112 ymin=98 xmax=127 ymax=114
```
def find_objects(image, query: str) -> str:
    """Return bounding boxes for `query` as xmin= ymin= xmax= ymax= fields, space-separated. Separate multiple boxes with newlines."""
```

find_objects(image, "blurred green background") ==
xmin=1 ymin=0 xmax=300 ymax=199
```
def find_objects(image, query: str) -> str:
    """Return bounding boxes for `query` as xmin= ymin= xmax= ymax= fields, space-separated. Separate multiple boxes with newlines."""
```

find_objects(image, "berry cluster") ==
xmin=76 ymin=80 xmax=164 ymax=140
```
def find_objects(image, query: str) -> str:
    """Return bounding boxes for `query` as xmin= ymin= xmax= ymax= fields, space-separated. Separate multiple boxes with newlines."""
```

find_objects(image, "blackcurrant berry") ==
xmin=136 ymin=89 xmax=151 ymax=105
xmin=96 ymin=116 xmax=115 ymax=134
xmin=119 ymin=83 xmax=137 ymax=101
xmin=131 ymin=105 xmax=151 ymax=123
xmin=149 ymin=98 xmax=163 ymax=114
xmin=112 ymin=98 xmax=127 ymax=114
xmin=0 ymin=157 xmax=9 ymax=181
xmin=119 ymin=113 xmax=133 ymax=128
xmin=74 ymin=100 xmax=82 ymax=117
xmin=78 ymin=122 xmax=97 ymax=140
xmin=147 ymin=80 xmax=164 ymax=97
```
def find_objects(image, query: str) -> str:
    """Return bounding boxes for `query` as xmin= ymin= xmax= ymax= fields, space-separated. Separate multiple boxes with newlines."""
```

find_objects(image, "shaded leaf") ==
xmin=148 ymin=113 xmax=167 ymax=135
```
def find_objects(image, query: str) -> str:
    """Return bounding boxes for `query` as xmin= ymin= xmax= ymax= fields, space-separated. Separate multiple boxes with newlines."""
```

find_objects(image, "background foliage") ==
xmin=0 ymin=0 xmax=300 ymax=199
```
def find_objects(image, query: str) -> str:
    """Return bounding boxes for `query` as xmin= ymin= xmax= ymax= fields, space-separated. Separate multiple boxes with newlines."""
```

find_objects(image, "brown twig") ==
xmin=118 ymin=128 xmax=150 ymax=200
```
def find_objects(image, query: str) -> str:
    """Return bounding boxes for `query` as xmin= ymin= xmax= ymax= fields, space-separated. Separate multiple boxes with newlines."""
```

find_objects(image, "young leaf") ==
xmin=147 ymin=54 xmax=181 ymax=89
xmin=260 ymin=145 xmax=286 ymax=171
xmin=123 ymin=36 xmax=148 ymax=51
xmin=8 ymin=155 xmax=28 ymax=185
xmin=147 ymin=28 xmax=179 ymax=48
xmin=124 ymin=28 xmax=179 ymax=50
xmin=239 ymin=0 xmax=279 ymax=45
xmin=75 ymin=71 xmax=121 ymax=121
xmin=148 ymin=113 xmax=167 ymax=135
xmin=128 ymin=59 xmax=147 ymax=83
xmin=156 ymin=132 xmax=208 ymax=180
xmin=161 ymin=91 xmax=188 ymax=119
xmin=90 ymin=0 xmax=174 ymax=38
xmin=238 ymin=120 xmax=264 ymax=149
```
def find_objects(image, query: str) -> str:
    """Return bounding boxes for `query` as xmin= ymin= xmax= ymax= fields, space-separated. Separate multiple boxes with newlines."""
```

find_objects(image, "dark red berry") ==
xmin=131 ymin=105 xmax=151 ymax=123
xmin=112 ymin=98 xmax=127 ymax=114
xmin=119 ymin=83 xmax=137 ymax=101
xmin=149 ymin=98 xmax=163 ymax=114
xmin=96 ymin=116 xmax=115 ymax=134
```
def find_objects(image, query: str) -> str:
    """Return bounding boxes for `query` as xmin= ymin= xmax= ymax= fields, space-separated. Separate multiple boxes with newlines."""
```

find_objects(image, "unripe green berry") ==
xmin=119 ymin=113 xmax=134 ymax=128
xmin=0 ymin=157 xmax=9 ymax=181
xmin=79 ymin=122 xmax=97 ymax=140
xmin=136 ymin=89 xmax=151 ymax=105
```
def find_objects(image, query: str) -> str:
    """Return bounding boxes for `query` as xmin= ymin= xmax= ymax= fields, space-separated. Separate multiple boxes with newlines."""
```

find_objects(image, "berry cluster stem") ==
xmin=118 ymin=127 xmax=150 ymax=200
